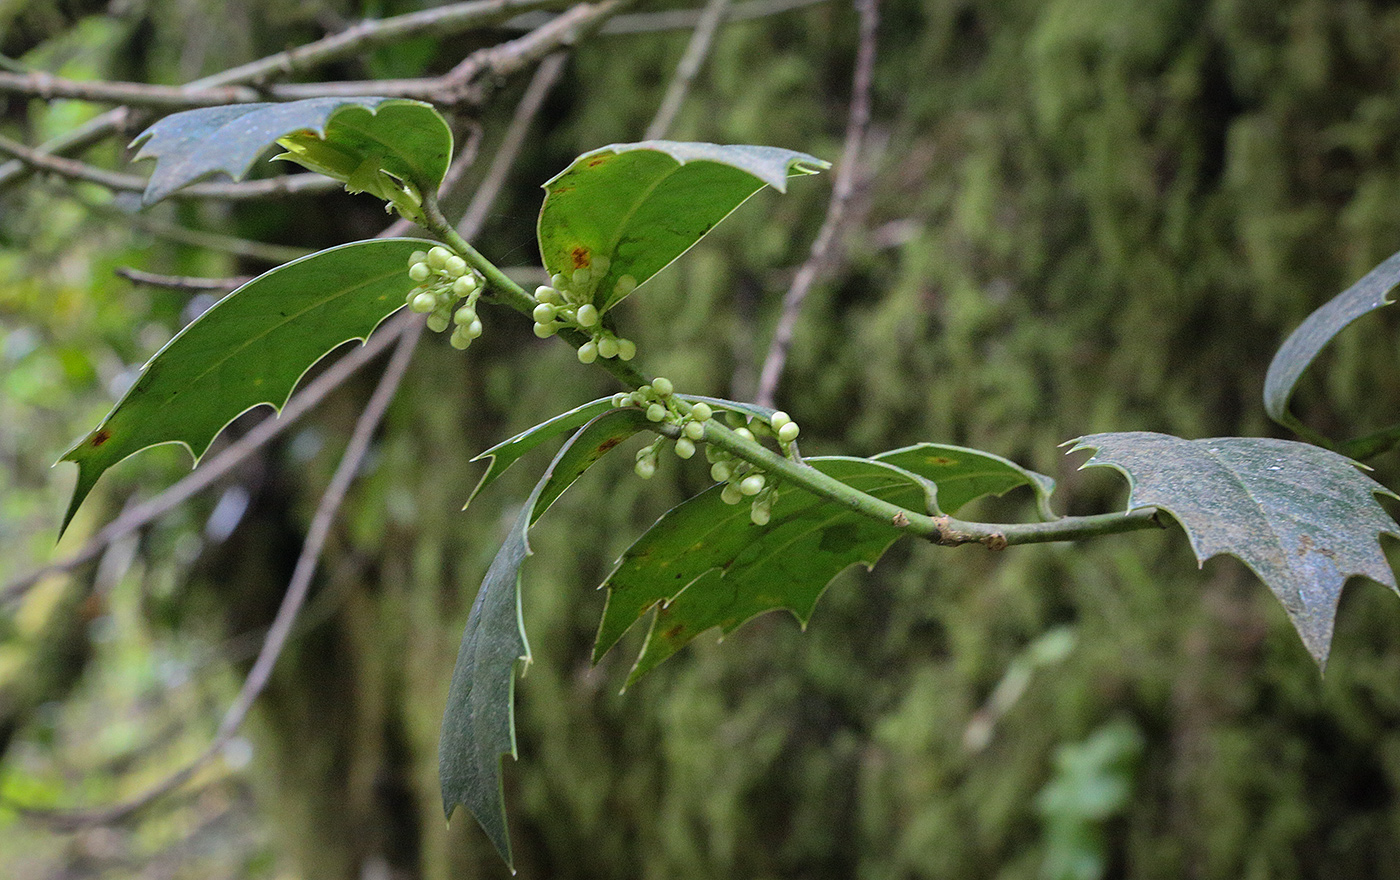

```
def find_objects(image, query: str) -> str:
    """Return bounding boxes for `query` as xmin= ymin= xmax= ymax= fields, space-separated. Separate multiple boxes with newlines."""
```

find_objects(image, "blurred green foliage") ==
xmin=4 ymin=0 xmax=1400 ymax=878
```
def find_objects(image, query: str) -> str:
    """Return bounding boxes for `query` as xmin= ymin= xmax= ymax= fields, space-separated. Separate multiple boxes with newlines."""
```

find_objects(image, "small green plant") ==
xmin=54 ymin=97 xmax=1400 ymax=868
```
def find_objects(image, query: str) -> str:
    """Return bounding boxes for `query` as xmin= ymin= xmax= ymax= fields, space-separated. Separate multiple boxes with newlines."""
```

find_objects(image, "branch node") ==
xmin=892 ymin=511 xmax=910 ymax=528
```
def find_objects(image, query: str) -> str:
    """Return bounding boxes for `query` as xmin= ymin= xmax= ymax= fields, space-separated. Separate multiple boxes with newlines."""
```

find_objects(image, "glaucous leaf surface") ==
xmin=59 ymin=238 xmax=434 ymax=533
xmin=465 ymin=397 xmax=615 ymax=507
xmin=1264 ymin=248 xmax=1400 ymax=427
xmin=440 ymin=407 xmax=651 ymax=867
xmin=537 ymin=141 xmax=827 ymax=311
xmin=1070 ymin=432 xmax=1400 ymax=665
xmin=131 ymin=97 xmax=451 ymax=207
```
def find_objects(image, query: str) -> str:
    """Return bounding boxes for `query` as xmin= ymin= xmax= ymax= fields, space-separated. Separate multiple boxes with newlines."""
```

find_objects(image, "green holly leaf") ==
xmin=1264 ymin=248 xmax=1400 ymax=432
xmin=58 ymin=238 xmax=435 ymax=535
xmin=594 ymin=457 xmax=934 ymax=683
xmin=439 ymin=406 xmax=652 ymax=868
xmin=537 ymin=141 xmax=828 ymax=312
xmin=1069 ymin=432 xmax=1400 ymax=666
xmin=465 ymin=397 xmax=616 ymax=508
xmin=131 ymin=97 xmax=452 ymax=217
xmin=873 ymin=442 xmax=1056 ymax=517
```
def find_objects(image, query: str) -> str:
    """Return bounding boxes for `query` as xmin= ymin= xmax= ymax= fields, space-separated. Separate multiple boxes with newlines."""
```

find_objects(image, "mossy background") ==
xmin=4 ymin=0 xmax=1400 ymax=878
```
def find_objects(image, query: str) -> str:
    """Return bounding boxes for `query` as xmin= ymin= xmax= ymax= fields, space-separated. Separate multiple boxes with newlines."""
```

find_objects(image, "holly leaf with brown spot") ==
xmin=537 ymin=142 xmax=827 ymax=311
xmin=58 ymin=238 xmax=435 ymax=535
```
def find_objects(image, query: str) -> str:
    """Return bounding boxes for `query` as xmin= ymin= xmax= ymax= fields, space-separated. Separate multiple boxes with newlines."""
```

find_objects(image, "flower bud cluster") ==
xmin=531 ymin=257 xmax=638 ymax=364
xmin=703 ymin=410 xmax=801 ymax=524
xmin=406 ymin=247 xmax=485 ymax=350
xmin=611 ymin=379 xmax=713 ymax=477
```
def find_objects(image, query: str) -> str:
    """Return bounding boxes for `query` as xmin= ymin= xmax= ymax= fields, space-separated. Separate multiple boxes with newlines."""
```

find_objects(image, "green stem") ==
xmin=424 ymin=192 xmax=1164 ymax=551
xmin=419 ymin=192 xmax=649 ymax=389
xmin=699 ymin=420 xmax=1164 ymax=548
xmin=1338 ymin=422 xmax=1400 ymax=461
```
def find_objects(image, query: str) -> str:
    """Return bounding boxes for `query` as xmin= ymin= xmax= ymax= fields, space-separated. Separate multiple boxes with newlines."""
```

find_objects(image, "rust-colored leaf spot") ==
xmin=928 ymin=456 xmax=956 ymax=466
xmin=91 ymin=429 xmax=112 ymax=447
xmin=662 ymin=624 xmax=686 ymax=640
xmin=570 ymin=246 xmax=591 ymax=269
xmin=586 ymin=156 xmax=609 ymax=167
xmin=596 ymin=436 xmax=623 ymax=454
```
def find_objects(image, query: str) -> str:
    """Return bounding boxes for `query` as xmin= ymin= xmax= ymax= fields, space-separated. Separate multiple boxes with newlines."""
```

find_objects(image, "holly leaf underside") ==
xmin=132 ymin=97 xmax=451 ymax=205
xmin=59 ymin=238 xmax=434 ymax=534
xmin=872 ymin=442 xmax=1056 ymax=516
xmin=440 ymin=408 xmax=651 ymax=867
xmin=595 ymin=457 xmax=935 ymax=683
xmin=1264 ymin=247 xmax=1400 ymax=425
xmin=465 ymin=397 xmax=615 ymax=508
xmin=537 ymin=141 xmax=827 ymax=311
xmin=1070 ymin=432 xmax=1400 ymax=666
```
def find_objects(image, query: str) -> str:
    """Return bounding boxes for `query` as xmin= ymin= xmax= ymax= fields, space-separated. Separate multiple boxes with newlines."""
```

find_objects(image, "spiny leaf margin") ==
xmin=440 ymin=406 xmax=652 ymax=867
xmin=58 ymin=238 xmax=435 ymax=534
xmin=1069 ymin=432 xmax=1400 ymax=666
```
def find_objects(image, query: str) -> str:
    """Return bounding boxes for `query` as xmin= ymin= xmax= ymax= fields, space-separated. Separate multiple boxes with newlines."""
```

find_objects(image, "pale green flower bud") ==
xmin=674 ymin=437 xmax=696 ymax=459
xmin=739 ymin=474 xmax=765 ymax=496
xmin=778 ymin=422 xmax=800 ymax=443
xmin=612 ymin=393 xmax=630 ymax=407
xmin=684 ymin=420 xmax=705 ymax=441
xmin=750 ymin=503 xmax=771 ymax=526
xmin=551 ymin=273 xmax=570 ymax=290
xmin=444 ymin=255 xmax=468 ymax=278
xmin=614 ymin=275 xmax=637 ymax=297
xmin=427 ymin=246 xmax=452 ymax=269
xmin=591 ymin=254 xmax=611 ymax=275
xmin=651 ymin=377 xmax=674 ymax=397
xmin=449 ymin=328 xmax=471 ymax=350
xmin=690 ymin=403 xmax=713 ymax=422
xmin=535 ymin=285 xmax=560 ymax=304
xmin=409 ymin=262 xmax=432 ymax=283
xmin=410 ymin=291 xmax=437 ymax=313
xmin=635 ymin=457 xmax=656 ymax=479
xmin=533 ymin=322 xmax=558 ymax=338
xmin=770 ymin=411 xmax=791 ymax=431
xmin=597 ymin=336 xmax=620 ymax=359
xmin=454 ymin=305 xmax=477 ymax=325
xmin=467 ymin=319 xmax=483 ymax=338
xmin=578 ymin=341 xmax=599 ymax=364
xmin=734 ymin=427 xmax=755 ymax=443
xmin=573 ymin=266 xmax=591 ymax=287
xmin=533 ymin=303 xmax=557 ymax=323
xmin=427 ymin=313 xmax=449 ymax=333
xmin=617 ymin=338 xmax=637 ymax=361
xmin=711 ymin=461 xmax=732 ymax=482
xmin=576 ymin=303 xmax=599 ymax=328
xmin=453 ymin=274 xmax=477 ymax=297
xmin=721 ymin=483 xmax=743 ymax=505
xmin=409 ymin=250 xmax=429 ymax=267
xmin=646 ymin=403 xmax=666 ymax=422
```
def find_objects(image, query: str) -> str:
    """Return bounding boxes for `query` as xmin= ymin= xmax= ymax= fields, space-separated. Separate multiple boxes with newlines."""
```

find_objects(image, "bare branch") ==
xmin=114 ymin=268 xmax=251 ymax=291
xmin=270 ymin=0 xmax=630 ymax=107
xmin=457 ymin=53 xmax=567 ymax=238
xmin=644 ymin=0 xmax=732 ymax=140
xmin=755 ymin=0 xmax=878 ymax=408
xmin=0 ymin=71 xmax=262 ymax=108
xmin=0 ymin=131 xmax=341 ymax=200
xmin=14 ymin=320 xmax=423 ymax=831
xmin=0 ymin=0 xmax=564 ymax=188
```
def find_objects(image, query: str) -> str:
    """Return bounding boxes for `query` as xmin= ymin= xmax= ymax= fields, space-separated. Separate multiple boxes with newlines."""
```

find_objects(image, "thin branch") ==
xmin=644 ymin=0 xmax=732 ymax=140
xmin=754 ymin=0 xmax=877 ymax=408
xmin=0 ymin=131 xmax=341 ymax=200
xmin=61 ymin=189 xmax=311 ymax=264
xmin=15 ymin=320 xmax=423 ymax=831
xmin=596 ymin=0 xmax=830 ymax=34
xmin=0 ymin=0 xmax=564 ymax=187
xmin=0 ymin=71 xmax=263 ymax=108
xmin=114 ymin=268 xmax=251 ymax=291
xmin=457 ymin=53 xmax=567 ymax=238
xmin=273 ymin=0 xmax=630 ymax=107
